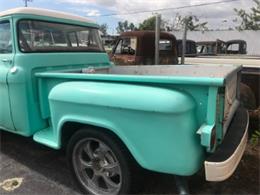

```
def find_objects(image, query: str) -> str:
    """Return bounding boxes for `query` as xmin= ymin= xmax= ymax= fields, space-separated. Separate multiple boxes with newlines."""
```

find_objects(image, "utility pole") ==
xmin=181 ymin=17 xmax=189 ymax=64
xmin=24 ymin=0 xmax=33 ymax=7
xmin=155 ymin=13 xmax=161 ymax=65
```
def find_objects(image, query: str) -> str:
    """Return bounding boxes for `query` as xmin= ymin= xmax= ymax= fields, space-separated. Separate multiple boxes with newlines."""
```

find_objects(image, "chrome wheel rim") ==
xmin=72 ymin=138 xmax=122 ymax=195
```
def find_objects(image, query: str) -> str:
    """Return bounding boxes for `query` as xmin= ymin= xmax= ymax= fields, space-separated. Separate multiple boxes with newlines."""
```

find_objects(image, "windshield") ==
xmin=18 ymin=20 xmax=104 ymax=53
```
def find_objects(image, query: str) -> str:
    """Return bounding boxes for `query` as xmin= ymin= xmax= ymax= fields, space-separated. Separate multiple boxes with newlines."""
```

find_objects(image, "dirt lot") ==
xmin=0 ymin=131 xmax=259 ymax=195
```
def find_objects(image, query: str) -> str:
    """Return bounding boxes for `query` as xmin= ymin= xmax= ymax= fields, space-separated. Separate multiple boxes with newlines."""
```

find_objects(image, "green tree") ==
xmin=234 ymin=0 xmax=260 ymax=30
xmin=129 ymin=23 xmax=137 ymax=31
xmin=185 ymin=16 xmax=208 ymax=31
xmin=138 ymin=16 xmax=170 ymax=31
xmin=168 ymin=14 xmax=208 ymax=31
xmin=139 ymin=16 xmax=156 ymax=30
xmin=99 ymin=23 xmax=108 ymax=35
xmin=116 ymin=20 xmax=137 ymax=33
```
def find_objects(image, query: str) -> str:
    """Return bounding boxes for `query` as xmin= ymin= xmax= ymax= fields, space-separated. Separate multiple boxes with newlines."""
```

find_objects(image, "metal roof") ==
xmin=0 ymin=7 xmax=94 ymax=24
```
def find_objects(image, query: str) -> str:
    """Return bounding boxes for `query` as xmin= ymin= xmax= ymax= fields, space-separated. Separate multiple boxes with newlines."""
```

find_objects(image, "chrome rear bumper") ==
xmin=204 ymin=107 xmax=249 ymax=181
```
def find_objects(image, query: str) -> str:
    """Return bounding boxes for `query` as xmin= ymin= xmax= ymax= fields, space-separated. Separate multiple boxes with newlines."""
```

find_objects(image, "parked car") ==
xmin=177 ymin=39 xmax=197 ymax=57
xmin=0 ymin=7 xmax=249 ymax=195
xmin=197 ymin=39 xmax=226 ymax=56
xmin=197 ymin=39 xmax=247 ymax=56
xmin=226 ymin=40 xmax=247 ymax=55
xmin=110 ymin=31 xmax=178 ymax=65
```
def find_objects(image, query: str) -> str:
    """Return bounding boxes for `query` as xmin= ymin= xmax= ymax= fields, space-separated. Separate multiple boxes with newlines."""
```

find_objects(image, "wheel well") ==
xmin=61 ymin=122 xmax=84 ymax=148
xmin=61 ymin=122 xmax=133 ymax=158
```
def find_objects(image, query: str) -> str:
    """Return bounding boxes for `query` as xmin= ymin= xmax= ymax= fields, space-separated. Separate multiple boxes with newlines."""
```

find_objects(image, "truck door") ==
xmin=0 ymin=19 xmax=15 ymax=130
xmin=111 ymin=37 xmax=137 ymax=65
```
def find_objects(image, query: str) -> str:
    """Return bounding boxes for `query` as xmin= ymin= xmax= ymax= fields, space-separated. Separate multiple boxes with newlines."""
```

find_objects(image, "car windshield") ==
xmin=18 ymin=20 xmax=104 ymax=53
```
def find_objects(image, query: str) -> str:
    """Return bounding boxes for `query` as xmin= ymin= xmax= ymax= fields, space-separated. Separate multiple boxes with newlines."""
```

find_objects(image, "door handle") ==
xmin=1 ymin=59 xmax=12 ymax=63
xmin=10 ymin=66 xmax=18 ymax=74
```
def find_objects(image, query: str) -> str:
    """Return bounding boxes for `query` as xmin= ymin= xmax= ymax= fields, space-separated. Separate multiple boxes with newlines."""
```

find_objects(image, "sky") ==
xmin=0 ymin=0 xmax=255 ymax=34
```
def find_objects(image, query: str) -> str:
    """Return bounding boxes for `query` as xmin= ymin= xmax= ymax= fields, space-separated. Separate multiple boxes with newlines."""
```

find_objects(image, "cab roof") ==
xmin=118 ymin=31 xmax=177 ymax=56
xmin=0 ymin=7 xmax=94 ymax=24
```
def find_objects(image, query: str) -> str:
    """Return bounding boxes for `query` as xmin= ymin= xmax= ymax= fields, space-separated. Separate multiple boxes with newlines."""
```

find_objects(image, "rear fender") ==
xmin=48 ymin=81 xmax=203 ymax=175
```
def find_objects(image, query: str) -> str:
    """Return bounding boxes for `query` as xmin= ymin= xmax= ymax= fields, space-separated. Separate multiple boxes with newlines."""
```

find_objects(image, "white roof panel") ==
xmin=0 ymin=7 xmax=94 ymax=24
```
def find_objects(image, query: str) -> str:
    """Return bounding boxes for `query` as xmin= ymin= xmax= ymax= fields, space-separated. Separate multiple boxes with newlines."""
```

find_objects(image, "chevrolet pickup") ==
xmin=0 ymin=7 xmax=249 ymax=195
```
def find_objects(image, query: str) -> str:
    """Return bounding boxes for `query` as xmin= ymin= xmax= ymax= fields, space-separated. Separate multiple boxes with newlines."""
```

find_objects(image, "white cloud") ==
xmin=85 ymin=9 xmax=101 ymax=16
xmin=59 ymin=0 xmax=115 ymax=6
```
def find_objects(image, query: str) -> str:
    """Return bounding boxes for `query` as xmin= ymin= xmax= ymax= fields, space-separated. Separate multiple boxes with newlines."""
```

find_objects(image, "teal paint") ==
xmin=199 ymin=124 xmax=215 ymax=147
xmin=0 ymin=16 xmax=15 ymax=130
xmin=45 ymin=82 xmax=203 ymax=175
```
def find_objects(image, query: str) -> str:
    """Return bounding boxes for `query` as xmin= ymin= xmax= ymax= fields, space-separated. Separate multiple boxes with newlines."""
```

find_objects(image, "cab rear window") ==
xmin=18 ymin=20 xmax=104 ymax=53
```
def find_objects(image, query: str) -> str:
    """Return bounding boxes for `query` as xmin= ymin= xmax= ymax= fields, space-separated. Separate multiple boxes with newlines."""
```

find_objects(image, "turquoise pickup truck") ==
xmin=0 ymin=7 xmax=249 ymax=195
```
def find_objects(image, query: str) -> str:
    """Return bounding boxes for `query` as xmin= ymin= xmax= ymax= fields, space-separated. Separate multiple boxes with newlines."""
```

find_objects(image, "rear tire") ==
xmin=67 ymin=127 xmax=137 ymax=195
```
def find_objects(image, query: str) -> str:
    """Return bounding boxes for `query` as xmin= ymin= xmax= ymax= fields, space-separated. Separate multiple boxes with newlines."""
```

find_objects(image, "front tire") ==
xmin=67 ymin=128 xmax=135 ymax=195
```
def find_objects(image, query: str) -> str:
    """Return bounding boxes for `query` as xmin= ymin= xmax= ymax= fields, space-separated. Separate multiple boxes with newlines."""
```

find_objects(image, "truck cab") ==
xmin=0 ymin=7 xmax=109 ymax=136
xmin=0 ymin=16 xmax=15 ymax=130
xmin=226 ymin=39 xmax=247 ymax=55
xmin=111 ymin=31 xmax=178 ymax=65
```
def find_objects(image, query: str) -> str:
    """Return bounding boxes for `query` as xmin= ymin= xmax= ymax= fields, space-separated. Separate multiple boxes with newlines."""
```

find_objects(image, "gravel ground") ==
xmin=0 ymin=131 xmax=259 ymax=195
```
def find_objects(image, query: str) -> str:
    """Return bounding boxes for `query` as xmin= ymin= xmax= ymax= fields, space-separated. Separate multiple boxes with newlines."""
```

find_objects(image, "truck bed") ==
xmin=36 ymin=64 xmax=240 ymax=135
xmin=37 ymin=64 xmax=241 ymax=87
xmin=110 ymin=65 xmax=240 ymax=78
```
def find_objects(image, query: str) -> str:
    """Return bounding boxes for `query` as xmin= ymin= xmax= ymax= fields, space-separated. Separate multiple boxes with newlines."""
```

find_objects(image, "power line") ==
xmin=94 ymin=0 xmax=240 ymax=17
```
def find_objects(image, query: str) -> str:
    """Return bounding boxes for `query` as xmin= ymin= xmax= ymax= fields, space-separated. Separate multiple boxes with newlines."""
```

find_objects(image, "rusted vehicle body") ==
xmin=226 ymin=40 xmax=247 ymax=55
xmin=240 ymin=65 xmax=259 ymax=130
xmin=184 ymin=56 xmax=259 ymax=130
xmin=197 ymin=40 xmax=226 ymax=56
xmin=177 ymin=39 xmax=197 ymax=57
xmin=197 ymin=39 xmax=247 ymax=56
xmin=111 ymin=31 xmax=178 ymax=65
xmin=241 ymin=67 xmax=259 ymax=107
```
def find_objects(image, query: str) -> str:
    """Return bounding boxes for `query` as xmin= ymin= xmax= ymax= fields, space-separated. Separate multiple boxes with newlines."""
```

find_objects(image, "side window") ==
xmin=115 ymin=39 xmax=122 ymax=54
xmin=114 ymin=37 xmax=136 ymax=55
xmin=0 ymin=21 xmax=12 ymax=54
xmin=227 ymin=43 xmax=239 ymax=52
xmin=159 ymin=40 xmax=172 ymax=51
xmin=68 ymin=32 xmax=78 ymax=47
xmin=197 ymin=45 xmax=203 ymax=53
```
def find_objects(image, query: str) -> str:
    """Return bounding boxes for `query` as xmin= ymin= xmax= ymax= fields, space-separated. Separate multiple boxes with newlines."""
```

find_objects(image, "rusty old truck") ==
xmin=110 ymin=31 xmax=178 ymax=65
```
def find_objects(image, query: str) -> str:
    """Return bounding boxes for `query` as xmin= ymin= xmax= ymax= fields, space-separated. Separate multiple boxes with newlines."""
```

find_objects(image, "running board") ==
xmin=33 ymin=127 xmax=59 ymax=149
